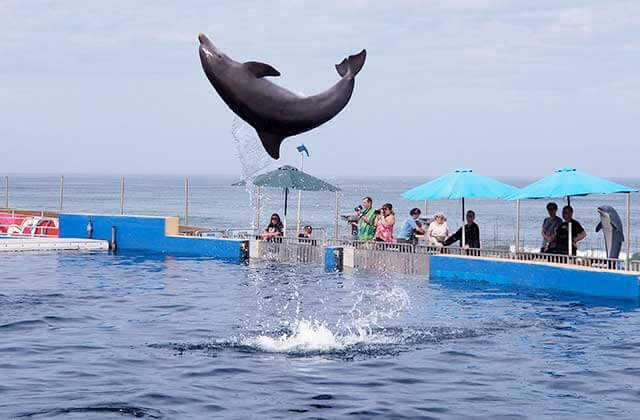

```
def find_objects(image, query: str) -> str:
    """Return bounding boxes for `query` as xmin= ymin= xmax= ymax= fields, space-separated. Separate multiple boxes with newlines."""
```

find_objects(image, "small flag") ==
xmin=296 ymin=144 xmax=309 ymax=157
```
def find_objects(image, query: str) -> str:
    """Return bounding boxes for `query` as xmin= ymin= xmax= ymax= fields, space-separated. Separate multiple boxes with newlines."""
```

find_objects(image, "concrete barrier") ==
xmin=59 ymin=213 xmax=248 ymax=261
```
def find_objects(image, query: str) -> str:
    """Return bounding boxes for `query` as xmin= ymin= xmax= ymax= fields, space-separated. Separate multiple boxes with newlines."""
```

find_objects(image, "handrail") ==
xmin=324 ymin=239 xmax=638 ymax=273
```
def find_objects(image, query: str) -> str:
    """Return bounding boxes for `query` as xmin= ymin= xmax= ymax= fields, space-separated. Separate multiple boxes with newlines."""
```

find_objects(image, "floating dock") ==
xmin=0 ymin=237 xmax=109 ymax=252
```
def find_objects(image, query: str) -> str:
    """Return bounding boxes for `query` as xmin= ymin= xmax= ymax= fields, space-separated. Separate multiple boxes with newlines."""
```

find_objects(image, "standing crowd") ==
xmin=260 ymin=197 xmax=587 ymax=257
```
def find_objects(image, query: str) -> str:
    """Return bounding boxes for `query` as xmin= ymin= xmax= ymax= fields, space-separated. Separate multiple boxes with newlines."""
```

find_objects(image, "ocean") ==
xmin=2 ymin=174 xmax=640 ymax=419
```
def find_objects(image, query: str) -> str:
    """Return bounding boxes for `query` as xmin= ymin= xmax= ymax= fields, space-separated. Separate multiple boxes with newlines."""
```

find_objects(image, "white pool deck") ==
xmin=0 ymin=237 xmax=109 ymax=252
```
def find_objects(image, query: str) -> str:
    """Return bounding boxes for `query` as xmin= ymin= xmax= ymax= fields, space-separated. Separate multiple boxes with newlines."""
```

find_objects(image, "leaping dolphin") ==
xmin=198 ymin=34 xmax=366 ymax=159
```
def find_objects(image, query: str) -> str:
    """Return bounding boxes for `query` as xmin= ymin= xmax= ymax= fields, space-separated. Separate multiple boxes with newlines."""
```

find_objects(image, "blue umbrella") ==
xmin=506 ymin=167 xmax=636 ymax=257
xmin=403 ymin=168 xmax=518 ymax=200
xmin=506 ymin=167 xmax=636 ymax=201
xmin=402 ymin=168 xmax=518 ymax=246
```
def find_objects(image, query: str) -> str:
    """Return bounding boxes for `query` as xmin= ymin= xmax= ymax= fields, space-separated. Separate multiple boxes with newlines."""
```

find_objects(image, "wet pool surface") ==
xmin=2 ymin=251 xmax=640 ymax=419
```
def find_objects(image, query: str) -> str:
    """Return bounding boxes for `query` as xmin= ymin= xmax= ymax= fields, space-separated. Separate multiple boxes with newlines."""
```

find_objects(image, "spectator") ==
xmin=261 ymin=213 xmax=283 ymax=240
xmin=356 ymin=197 xmax=376 ymax=241
xmin=298 ymin=225 xmax=313 ymax=238
xmin=444 ymin=210 xmax=480 ymax=249
xmin=426 ymin=212 xmax=449 ymax=247
xmin=397 ymin=208 xmax=425 ymax=245
xmin=540 ymin=202 xmax=562 ymax=253
xmin=550 ymin=205 xmax=586 ymax=255
xmin=375 ymin=203 xmax=395 ymax=242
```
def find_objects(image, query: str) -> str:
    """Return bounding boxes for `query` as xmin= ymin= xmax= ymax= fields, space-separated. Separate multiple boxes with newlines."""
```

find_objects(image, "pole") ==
xmin=568 ymin=216 xmax=573 ymax=257
xmin=59 ymin=175 xmax=64 ymax=211
xmin=256 ymin=185 xmax=261 ymax=234
xmin=120 ymin=176 xmax=124 ymax=215
xmin=461 ymin=197 xmax=466 ymax=247
xmin=184 ymin=176 xmax=189 ymax=226
xmin=283 ymin=188 xmax=288 ymax=237
xmin=4 ymin=176 xmax=8 ymax=209
xmin=515 ymin=199 xmax=520 ymax=253
xmin=567 ymin=195 xmax=571 ymax=206
xmin=626 ymin=192 xmax=631 ymax=270
xmin=424 ymin=200 xmax=428 ymax=217
xmin=335 ymin=191 xmax=340 ymax=239
xmin=296 ymin=153 xmax=304 ymax=233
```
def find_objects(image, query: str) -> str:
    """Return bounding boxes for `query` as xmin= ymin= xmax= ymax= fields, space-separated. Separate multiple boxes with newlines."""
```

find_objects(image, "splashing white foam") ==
xmin=242 ymin=286 xmax=411 ymax=353
xmin=244 ymin=320 xmax=343 ymax=352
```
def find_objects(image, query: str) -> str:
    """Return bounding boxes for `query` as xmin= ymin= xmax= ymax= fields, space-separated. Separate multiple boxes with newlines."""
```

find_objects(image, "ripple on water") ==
xmin=14 ymin=404 xmax=164 ymax=419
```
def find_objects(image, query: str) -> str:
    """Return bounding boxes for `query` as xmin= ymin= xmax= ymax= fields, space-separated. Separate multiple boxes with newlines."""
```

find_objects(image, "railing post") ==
xmin=184 ymin=176 xmax=189 ymax=226
xmin=120 ymin=176 xmax=125 ymax=215
xmin=4 ymin=175 xmax=8 ymax=209
xmin=515 ymin=199 xmax=520 ymax=253
xmin=58 ymin=175 xmax=64 ymax=211
xmin=626 ymin=192 xmax=631 ymax=271
xmin=335 ymin=191 xmax=340 ymax=239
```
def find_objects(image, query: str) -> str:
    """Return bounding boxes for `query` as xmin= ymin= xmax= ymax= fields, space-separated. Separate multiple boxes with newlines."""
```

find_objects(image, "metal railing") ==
xmin=252 ymin=237 xmax=324 ymax=264
xmin=325 ymin=239 xmax=639 ymax=273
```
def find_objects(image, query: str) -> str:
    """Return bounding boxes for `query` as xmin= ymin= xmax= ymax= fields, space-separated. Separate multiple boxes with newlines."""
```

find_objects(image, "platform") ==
xmin=0 ymin=237 xmax=109 ymax=252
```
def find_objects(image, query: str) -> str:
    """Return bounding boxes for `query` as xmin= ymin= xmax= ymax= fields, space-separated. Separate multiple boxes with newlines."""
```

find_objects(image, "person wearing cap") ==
xmin=426 ymin=212 xmax=449 ymax=246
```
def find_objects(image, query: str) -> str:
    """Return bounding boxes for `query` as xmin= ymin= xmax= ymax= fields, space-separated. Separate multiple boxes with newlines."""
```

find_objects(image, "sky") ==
xmin=1 ymin=0 xmax=639 ymax=178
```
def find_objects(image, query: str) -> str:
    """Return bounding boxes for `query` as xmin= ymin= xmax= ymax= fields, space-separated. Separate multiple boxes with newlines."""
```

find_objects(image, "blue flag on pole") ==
xmin=296 ymin=144 xmax=309 ymax=157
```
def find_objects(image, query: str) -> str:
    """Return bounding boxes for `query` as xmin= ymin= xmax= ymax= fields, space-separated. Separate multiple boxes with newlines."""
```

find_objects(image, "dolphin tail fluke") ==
xmin=335 ymin=49 xmax=367 ymax=78
xmin=257 ymin=129 xmax=284 ymax=160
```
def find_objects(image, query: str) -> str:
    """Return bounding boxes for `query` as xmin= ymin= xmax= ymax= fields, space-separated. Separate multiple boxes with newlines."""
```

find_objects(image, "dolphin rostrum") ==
xmin=198 ymin=33 xmax=366 ymax=159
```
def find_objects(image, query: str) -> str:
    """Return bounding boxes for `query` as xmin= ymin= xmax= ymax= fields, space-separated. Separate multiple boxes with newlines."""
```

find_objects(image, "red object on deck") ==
xmin=0 ymin=213 xmax=59 ymax=237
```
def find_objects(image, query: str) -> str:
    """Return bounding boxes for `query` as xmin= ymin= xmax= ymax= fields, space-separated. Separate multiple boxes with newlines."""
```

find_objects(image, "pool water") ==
xmin=1 ymin=251 xmax=640 ymax=419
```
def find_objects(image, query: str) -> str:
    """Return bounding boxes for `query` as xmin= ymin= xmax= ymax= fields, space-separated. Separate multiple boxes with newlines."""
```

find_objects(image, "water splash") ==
xmin=243 ymin=284 xmax=411 ymax=353
xmin=232 ymin=116 xmax=274 ymax=186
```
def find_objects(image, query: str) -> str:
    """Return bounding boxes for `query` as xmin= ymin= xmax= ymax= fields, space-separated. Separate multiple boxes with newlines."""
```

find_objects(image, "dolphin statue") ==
xmin=595 ymin=205 xmax=624 ymax=259
xmin=198 ymin=33 xmax=366 ymax=159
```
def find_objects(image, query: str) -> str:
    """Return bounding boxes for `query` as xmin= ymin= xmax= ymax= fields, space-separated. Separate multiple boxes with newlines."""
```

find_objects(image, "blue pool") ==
xmin=2 ymin=251 xmax=640 ymax=419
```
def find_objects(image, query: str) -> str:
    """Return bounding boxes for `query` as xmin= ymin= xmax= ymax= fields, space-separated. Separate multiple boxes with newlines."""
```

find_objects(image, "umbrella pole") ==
xmin=461 ymin=197 xmax=466 ymax=247
xmin=296 ymin=153 xmax=304 ymax=234
xmin=626 ymin=192 xmax=631 ymax=270
xmin=255 ymin=186 xmax=260 ymax=235
xmin=335 ymin=191 xmax=340 ymax=239
xmin=515 ymin=200 xmax=520 ymax=253
xmin=568 ymin=216 xmax=573 ymax=257
xmin=567 ymin=196 xmax=571 ymax=206
xmin=284 ymin=188 xmax=288 ymax=237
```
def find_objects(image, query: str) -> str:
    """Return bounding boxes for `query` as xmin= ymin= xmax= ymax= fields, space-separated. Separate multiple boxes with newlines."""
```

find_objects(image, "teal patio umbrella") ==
xmin=402 ymin=168 xmax=518 ymax=246
xmin=253 ymin=165 xmax=341 ymax=237
xmin=506 ymin=167 xmax=637 ymax=258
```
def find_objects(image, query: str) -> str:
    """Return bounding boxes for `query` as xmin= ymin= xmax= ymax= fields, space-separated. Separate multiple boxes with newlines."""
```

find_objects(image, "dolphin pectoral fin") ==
xmin=257 ymin=130 xmax=284 ymax=159
xmin=244 ymin=61 xmax=281 ymax=78
xmin=335 ymin=49 xmax=367 ymax=77
xmin=595 ymin=222 xmax=602 ymax=232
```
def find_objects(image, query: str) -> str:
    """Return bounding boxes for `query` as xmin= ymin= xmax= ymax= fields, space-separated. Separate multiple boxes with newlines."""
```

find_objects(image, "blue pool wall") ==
xmin=430 ymin=255 xmax=640 ymax=300
xmin=58 ymin=213 xmax=248 ymax=261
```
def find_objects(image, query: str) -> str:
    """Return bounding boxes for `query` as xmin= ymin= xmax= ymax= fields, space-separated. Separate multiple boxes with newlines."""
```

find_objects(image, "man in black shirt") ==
xmin=551 ymin=205 xmax=586 ymax=255
xmin=444 ymin=210 xmax=480 ymax=249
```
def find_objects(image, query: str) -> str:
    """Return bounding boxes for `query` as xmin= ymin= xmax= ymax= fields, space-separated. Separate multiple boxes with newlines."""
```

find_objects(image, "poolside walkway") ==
xmin=0 ymin=237 xmax=109 ymax=252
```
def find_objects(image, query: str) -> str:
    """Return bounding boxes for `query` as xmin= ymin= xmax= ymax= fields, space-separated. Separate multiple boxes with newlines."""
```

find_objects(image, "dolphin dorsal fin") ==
xmin=244 ymin=61 xmax=281 ymax=78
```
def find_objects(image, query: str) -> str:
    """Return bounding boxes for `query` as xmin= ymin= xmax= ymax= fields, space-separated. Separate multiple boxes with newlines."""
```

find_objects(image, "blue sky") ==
xmin=1 ymin=0 xmax=639 ymax=177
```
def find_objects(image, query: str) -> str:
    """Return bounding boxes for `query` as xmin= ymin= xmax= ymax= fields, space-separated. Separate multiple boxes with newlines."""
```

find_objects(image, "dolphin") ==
xmin=198 ymin=34 xmax=366 ymax=159
xmin=595 ymin=205 xmax=624 ymax=259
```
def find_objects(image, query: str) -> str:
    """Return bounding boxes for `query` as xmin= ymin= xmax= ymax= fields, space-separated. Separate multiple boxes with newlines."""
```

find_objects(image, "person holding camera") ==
xmin=356 ymin=197 xmax=376 ymax=241
xmin=374 ymin=203 xmax=395 ymax=243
